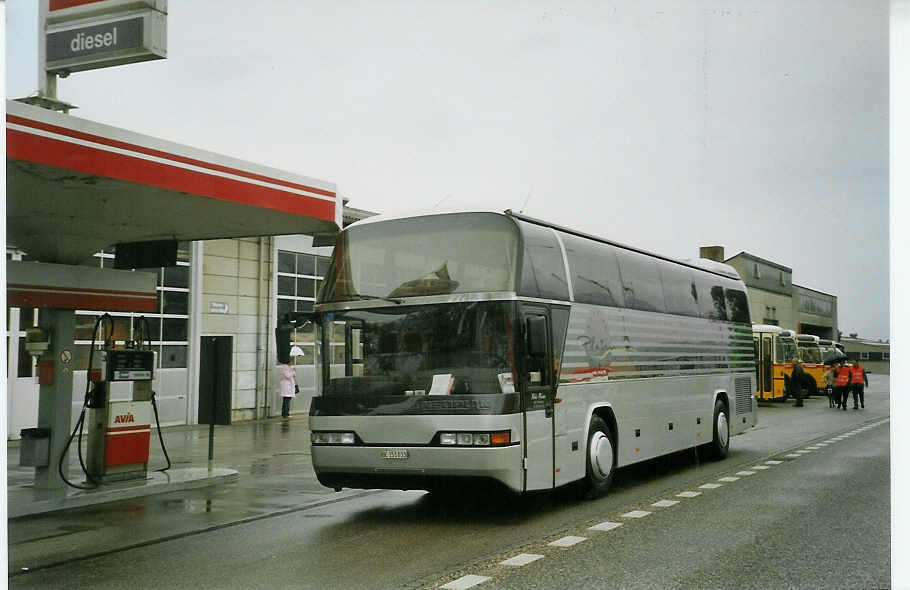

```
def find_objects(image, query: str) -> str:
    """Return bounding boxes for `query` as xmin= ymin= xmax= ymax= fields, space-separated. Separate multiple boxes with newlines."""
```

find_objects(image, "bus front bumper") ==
xmin=311 ymin=443 xmax=524 ymax=493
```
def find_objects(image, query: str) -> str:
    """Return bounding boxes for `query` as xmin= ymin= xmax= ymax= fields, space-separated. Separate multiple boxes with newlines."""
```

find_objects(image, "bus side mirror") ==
xmin=527 ymin=316 xmax=548 ymax=357
xmin=276 ymin=312 xmax=316 ymax=363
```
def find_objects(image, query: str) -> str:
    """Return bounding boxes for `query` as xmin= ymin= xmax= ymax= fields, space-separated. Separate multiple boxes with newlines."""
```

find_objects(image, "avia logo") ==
xmin=114 ymin=413 xmax=135 ymax=424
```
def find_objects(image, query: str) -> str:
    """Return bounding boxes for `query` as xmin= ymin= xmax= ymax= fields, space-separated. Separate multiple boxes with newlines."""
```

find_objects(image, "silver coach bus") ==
xmin=307 ymin=210 xmax=757 ymax=497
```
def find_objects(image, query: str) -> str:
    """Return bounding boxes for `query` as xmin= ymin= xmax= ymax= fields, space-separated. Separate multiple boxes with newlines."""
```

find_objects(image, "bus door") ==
xmin=522 ymin=308 xmax=555 ymax=491
xmin=755 ymin=335 xmax=773 ymax=399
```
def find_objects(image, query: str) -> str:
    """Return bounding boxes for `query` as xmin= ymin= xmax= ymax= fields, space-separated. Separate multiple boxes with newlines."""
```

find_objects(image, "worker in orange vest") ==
xmin=834 ymin=362 xmax=852 ymax=411
xmin=850 ymin=360 xmax=869 ymax=409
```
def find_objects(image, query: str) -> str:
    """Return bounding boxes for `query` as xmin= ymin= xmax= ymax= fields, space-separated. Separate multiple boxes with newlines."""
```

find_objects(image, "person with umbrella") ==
xmin=279 ymin=346 xmax=304 ymax=418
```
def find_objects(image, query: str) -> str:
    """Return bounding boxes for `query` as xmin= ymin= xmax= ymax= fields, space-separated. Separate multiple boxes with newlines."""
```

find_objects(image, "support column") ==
xmin=34 ymin=308 xmax=76 ymax=490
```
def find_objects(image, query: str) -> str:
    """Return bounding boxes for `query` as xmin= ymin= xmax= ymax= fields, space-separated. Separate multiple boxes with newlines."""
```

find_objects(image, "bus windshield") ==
xmin=775 ymin=336 xmax=798 ymax=363
xmin=798 ymin=343 xmax=822 ymax=363
xmin=319 ymin=213 xmax=520 ymax=303
xmin=321 ymin=301 xmax=517 ymax=396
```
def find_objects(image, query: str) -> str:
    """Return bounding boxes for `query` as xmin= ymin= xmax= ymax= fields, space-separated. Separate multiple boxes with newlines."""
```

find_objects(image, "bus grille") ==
xmin=734 ymin=377 xmax=752 ymax=415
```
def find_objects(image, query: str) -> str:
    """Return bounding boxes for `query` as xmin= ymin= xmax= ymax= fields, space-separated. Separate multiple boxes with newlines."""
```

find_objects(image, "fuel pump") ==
xmin=59 ymin=314 xmax=171 ymax=488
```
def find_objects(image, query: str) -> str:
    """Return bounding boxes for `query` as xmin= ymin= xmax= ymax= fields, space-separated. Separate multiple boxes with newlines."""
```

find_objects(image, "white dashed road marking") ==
xmin=500 ymin=554 xmax=544 ymax=567
xmin=589 ymin=521 xmax=623 ymax=532
xmin=433 ymin=420 xmax=891 ymax=589
xmin=651 ymin=500 xmax=679 ymax=508
xmin=548 ymin=536 xmax=587 ymax=548
xmin=441 ymin=575 xmax=491 ymax=589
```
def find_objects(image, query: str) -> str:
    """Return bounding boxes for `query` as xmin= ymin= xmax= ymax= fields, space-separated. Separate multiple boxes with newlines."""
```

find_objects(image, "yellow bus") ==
xmin=753 ymin=325 xmax=798 ymax=401
xmin=795 ymin=334 xmax=824 ymax=396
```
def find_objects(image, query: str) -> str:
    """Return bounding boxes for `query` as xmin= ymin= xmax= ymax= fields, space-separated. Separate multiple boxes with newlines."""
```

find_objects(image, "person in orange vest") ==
xmin=834 ymin=362 xmax=853 ymax=411
xmin=850 ymin=359 xmax=869 ymax=409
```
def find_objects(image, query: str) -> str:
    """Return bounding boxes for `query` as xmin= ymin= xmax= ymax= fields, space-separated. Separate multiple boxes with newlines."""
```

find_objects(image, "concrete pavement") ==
xmin=6 ymin=414 xmax=353 ymax=519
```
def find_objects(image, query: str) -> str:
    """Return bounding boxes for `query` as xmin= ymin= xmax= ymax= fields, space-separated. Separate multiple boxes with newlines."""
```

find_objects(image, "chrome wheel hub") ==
xmin=589 ymin=431 xmax=614 ymax=482
xmin=717 ymin=412 xmax=729 ymax=447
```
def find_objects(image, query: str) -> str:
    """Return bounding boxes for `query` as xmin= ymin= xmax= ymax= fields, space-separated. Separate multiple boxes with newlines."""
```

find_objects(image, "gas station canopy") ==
xmin=6 ymin=99 xmax=340 ymax=264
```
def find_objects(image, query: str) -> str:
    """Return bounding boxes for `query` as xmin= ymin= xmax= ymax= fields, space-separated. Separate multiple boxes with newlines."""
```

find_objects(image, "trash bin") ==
xmin=20 ymin=427 xmax=50 ymax=467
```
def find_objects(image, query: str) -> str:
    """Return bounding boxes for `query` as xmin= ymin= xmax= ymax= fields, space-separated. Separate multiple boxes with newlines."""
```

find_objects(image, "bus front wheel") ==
xmin=580 ymin=416 xmax=615 ymax=499
xmin=706 ymin=399 xmax=730 ymax=460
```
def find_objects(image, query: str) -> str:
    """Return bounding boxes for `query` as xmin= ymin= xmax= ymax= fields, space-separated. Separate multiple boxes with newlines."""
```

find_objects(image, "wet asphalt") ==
xmin=7 ymin=376 xmax=892 ymax=589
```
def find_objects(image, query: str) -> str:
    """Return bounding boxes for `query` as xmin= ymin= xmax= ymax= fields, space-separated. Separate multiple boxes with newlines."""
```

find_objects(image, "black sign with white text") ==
xmin=46 ymin=17 xmax=143 ymax=62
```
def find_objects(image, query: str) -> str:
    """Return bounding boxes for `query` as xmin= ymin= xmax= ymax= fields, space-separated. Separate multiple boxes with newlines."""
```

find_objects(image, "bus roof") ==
xmin=796 ymin=334 xmax=820 ymax=343
xmin=348 ymin=209 xmax=742 ymax=282
xmin=752 ymin=324 xmax=783 ymax=334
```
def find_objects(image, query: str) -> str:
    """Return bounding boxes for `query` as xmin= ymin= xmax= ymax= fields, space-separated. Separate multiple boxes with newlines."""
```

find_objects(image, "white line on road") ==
xmin=500 ymin=554 xmax=544 ymax=567
xmin=718 ymin=477 xmax=739 ymax=482
xmin=652 ymin=500 xmax=679 ymax=507
xmin=785 ymin=453 xmax=802 ymax=458
xmin=751 ymin=465 xmax=771 ymax=470
xmin=589 ymin=521 xmax=623 ymax=532
xmin=441 ymin=574 xmax=491 ymax=589
xmin=676 ymin=491 xmax=702 ymax=497
xmin=736 ymin=471 xmax=756 ymax=476
xmin=621 ymin=510 xmax=652 ymax=518
xmin=548 ymin=536 xmax=587 ymax=547
xmin=766 ymin=460 xmax=783 ymax=465
xmin=699 ymin=483 xmax=723 ymax=489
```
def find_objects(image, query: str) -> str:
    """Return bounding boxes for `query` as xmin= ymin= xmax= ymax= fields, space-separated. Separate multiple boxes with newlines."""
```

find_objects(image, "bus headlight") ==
xmin=437 ymin=431 xmax=510 ymax=447
xmin=311 ymin=431 xmax=356 ymax=445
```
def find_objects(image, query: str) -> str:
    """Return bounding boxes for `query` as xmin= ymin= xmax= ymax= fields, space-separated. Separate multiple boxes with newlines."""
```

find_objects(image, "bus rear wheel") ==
xmin=706 ymin=399 xmax=730 ymax=460
xmin=580 ymin=416 xmax=615 ymax=499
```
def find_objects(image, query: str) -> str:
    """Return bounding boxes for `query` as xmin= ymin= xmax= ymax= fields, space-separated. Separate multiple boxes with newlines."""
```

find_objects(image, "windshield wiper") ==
xmin=346 ymin=293 xmax=405 ymax=305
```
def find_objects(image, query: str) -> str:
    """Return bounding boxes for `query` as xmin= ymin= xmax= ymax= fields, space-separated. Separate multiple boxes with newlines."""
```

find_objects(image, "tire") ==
xmin=579 ymin=416 xmax=615 ymax=499
xmin=706 ymin=399 xmax=730 ymax=460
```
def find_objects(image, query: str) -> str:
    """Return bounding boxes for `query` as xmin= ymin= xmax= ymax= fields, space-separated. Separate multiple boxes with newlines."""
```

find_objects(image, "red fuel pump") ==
xmin=85 ymin=348 xmax=156 ymax=482
xmin=59 ymin=314 xmax=170 ymax=488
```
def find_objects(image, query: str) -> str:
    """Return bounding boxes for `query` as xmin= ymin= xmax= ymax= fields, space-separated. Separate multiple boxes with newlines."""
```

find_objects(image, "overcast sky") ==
xmin=5 ymin=0 xmax=890 ymax=339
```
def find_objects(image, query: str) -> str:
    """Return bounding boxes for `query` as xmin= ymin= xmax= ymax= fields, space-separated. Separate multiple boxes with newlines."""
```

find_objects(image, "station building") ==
xmin=700 ymin=248 xmax=839 ymax=340
xmin=6 ymin=205 xmax=374 ymax=438
xmin=4 ymin=97 xmax=373 ymax=441
xmin=840 ymin=336 xmax=890 ymax=375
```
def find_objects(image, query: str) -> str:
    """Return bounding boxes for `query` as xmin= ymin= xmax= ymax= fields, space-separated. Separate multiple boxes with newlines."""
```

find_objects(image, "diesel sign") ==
xmin=47 ymin=18 xmax=142 ymax=61
xmin=45 ymin=10 xmax=166 ymax=74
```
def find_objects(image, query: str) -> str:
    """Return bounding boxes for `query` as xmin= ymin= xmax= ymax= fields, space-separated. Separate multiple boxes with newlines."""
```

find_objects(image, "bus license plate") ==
xmin=381 ymin=450 xmax=409 ymax=460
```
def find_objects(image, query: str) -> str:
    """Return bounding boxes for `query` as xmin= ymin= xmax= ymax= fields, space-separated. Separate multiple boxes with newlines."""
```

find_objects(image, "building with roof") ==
xmin=701 ymin=248 xmax=838 ymax=341
xmin=840 ymin=336 xmax=890 ymax=375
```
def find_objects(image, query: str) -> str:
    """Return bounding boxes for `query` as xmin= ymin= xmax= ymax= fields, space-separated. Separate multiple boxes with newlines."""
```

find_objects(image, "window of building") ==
xmin=753 ymin=262 xmax=761 ymax=279
xmin=883 ymin=352 xmax=890 ymax=360
xmin=277 ymin=250 xmax=332 ymax=365
xmin=73 ymin=242 xmax=191 ymax=370
xmin=859 ymin=351 xmax=869 ymax=360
